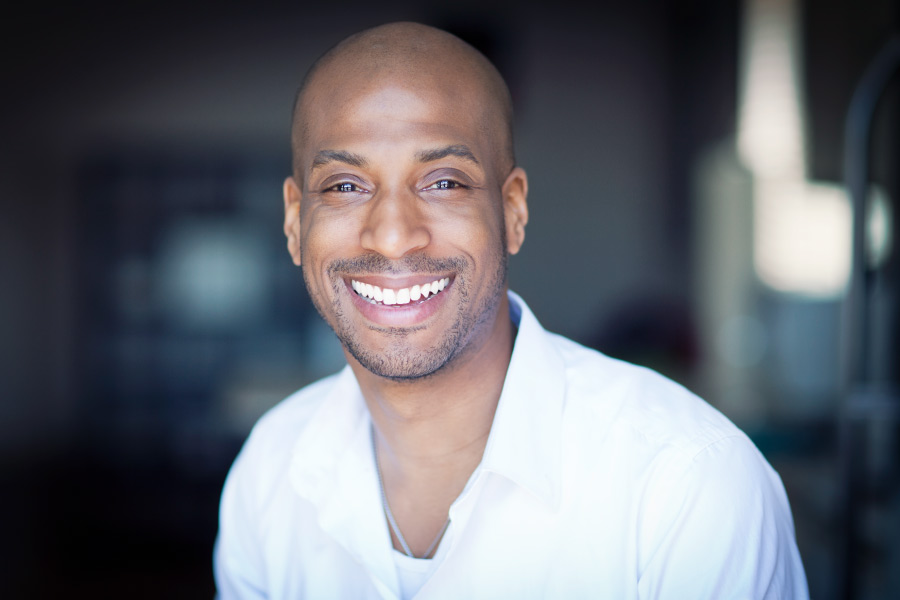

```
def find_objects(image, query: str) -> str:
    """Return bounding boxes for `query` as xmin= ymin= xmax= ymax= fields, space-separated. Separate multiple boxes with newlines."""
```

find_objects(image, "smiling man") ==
xmin=215 ymin=22 xmax=808 ymax=599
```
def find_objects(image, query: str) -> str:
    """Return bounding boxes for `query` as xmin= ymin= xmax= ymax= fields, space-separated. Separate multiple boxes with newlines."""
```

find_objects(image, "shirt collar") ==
xmin=288 ymin=290 xmax=566 ymax=532
xmin=288 ymin=368 xmax=399 ymax=595
xmin=478 ymin=290 xmax=565 ymax=510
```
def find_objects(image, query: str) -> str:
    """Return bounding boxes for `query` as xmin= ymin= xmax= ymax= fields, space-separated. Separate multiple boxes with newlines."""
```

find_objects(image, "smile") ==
xmin=351 ymin=277 xmax=450 ymax=306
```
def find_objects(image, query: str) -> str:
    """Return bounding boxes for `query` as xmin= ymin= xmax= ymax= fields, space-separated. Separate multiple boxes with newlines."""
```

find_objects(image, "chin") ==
xmin=341 ymin=328 xmax=465 ymax=381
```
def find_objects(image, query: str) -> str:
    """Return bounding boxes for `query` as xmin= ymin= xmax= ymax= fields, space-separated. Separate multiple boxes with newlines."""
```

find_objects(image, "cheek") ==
xmin=432 ymin=196 xmax=504 ymax=241
xmin=445 ymin=203 xmax=506 ymax=257
xmin=299 ymin=209 xmax=358 ymax=297
xmin=301 ymin=207 xmax=358 ymax=262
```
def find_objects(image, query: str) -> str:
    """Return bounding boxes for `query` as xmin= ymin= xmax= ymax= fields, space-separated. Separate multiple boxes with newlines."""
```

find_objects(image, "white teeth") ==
xmin=351 ymin=277 xmax=450 ymax=305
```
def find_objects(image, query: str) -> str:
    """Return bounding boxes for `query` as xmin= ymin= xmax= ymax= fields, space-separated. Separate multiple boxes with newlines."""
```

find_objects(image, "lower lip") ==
xmin=345 ymin=279 xmax=451 ymax=327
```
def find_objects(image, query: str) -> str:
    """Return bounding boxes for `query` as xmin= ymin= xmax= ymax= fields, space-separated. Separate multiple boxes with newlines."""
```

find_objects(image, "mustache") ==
xmin=327 ymin=253 xmax=466 ymax=276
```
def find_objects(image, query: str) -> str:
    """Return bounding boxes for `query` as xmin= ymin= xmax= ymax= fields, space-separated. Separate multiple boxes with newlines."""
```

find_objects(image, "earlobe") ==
xmin=283 ymin=176 xmax=303 ymax=266
xmin=502 ymin=167 xmax=529 ymax=255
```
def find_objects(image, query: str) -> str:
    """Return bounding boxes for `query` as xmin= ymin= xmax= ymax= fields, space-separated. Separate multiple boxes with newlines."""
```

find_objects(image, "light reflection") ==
xmin=737 ymin=0 xmax=892 ymax=298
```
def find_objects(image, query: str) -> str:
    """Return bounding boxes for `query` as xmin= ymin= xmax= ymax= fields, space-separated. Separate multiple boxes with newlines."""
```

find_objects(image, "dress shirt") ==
xmin=215 ymin=291 xmax=808 ymax=599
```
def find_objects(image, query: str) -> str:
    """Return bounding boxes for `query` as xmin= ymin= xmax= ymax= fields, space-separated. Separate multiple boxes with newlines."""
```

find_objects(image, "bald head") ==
xmin=291 ymin=22 xmax=515 ymax=180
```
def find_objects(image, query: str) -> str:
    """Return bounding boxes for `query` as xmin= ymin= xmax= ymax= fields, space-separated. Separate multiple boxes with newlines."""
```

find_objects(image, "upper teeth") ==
xmin=351 ymin=277 xmax=449 ymax=305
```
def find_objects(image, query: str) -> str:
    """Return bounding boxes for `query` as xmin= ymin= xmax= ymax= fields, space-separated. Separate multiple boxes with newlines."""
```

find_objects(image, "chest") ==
xmin=258 ymin=474 xmax=644 ymax=600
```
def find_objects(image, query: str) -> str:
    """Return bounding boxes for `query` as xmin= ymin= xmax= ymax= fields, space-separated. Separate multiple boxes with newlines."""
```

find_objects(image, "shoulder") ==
xmin=217 ymin=368 xmax=348 ymax=543
xmin=226 ymin=369 xmax=346 ymax=493
xmin=633 ymin=423 xmax=807 ymax=598
xmin=248 ymin=371 xmax=343 ymax=448
xmin=215 ymin=371 xmax=348 ymax=598
xmin=550 ymin=332 xmax=742 ymax=457
xmin=545 ymin=336 xmax=807 ymax=597
xmin=549 ymin=333 xmax=791 ymax=524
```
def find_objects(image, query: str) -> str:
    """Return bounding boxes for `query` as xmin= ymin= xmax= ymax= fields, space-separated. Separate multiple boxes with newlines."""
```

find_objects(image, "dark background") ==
xmin=1 ymin=1 xmax=898 ymax=598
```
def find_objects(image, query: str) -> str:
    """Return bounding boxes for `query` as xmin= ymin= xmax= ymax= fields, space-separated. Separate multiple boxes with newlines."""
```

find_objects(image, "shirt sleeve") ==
xmin=636 ymin=434 xmax=809 ymax=600
xmin=214 ymin=442 xmax=268 ymax=600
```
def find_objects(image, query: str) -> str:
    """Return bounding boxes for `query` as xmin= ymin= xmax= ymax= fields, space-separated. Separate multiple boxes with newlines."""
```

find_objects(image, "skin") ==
xmin=283 ymin=22 xmax=528 ymax=557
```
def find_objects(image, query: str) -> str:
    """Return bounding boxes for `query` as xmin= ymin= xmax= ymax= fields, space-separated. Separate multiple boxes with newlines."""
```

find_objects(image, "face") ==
xmin=284 ymin=69 xmax=527 ymax=380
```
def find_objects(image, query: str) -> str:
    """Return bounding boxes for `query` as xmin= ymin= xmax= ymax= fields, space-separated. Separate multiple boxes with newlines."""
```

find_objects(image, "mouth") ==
xmin=350 ymin=277 xmax=451 ymax=306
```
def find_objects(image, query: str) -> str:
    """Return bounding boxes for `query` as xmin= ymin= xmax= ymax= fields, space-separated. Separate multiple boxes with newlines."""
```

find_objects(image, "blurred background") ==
xmin=1 ymin=0 xmax=898 ymax=597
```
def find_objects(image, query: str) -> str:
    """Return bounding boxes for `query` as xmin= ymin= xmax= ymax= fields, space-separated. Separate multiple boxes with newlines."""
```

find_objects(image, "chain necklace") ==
xmin=372 ymin=430 xmax=451 ymax=559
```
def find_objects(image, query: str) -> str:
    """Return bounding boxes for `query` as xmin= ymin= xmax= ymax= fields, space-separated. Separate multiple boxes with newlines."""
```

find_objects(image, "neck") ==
xmin=353 ymin=293 xmax=514 ymax=472
xmin=348 ymin=293 xmax=515 ymax=556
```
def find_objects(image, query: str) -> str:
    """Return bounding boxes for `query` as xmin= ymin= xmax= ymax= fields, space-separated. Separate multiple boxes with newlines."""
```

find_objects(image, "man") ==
xmin=215 ymin=22 xmax=808 ymax=599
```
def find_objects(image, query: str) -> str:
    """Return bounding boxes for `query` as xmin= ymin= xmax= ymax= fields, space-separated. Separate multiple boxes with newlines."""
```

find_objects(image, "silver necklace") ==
xmin=372 ymin=430 xmax=450 ymax=559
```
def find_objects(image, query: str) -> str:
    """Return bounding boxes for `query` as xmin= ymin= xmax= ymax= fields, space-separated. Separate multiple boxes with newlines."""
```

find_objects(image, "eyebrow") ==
xmin=416 ymin=145 xmax=480 ymax=165
xmin=311 ymin=149 xmax=369 ymax=170
xmin=310 ymin=144 xmax=480 ymax=171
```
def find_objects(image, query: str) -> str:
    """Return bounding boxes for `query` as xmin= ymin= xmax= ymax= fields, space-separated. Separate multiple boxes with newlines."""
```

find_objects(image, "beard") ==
xmin=303 ymin=243 xmax=508 ymax=381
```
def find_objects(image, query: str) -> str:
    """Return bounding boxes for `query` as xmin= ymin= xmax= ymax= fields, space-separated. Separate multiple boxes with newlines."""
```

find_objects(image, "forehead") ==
xmin=295 ymin=61 xmax=503 ymax=174
xmin=311 ymin=80 xmax=482 ymax=147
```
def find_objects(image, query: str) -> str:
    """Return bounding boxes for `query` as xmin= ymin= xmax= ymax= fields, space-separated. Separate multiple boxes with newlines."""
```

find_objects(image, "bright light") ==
xmin=751 ymin=180 xmax=891 ymax=298
xmin=736 ymin=0 xmax=893 ymax=298
xmin=737 ymin=0 xmax=804 ymax=179
xmin=753 ymin=179 xmax=851 ymax=297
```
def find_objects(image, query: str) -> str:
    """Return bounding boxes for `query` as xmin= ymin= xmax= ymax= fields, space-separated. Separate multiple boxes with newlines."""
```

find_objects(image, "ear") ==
xmin=283 ymin=176 xmax=303 ymax=266
xmin=501 ymin=167 xmax=529 ymax=255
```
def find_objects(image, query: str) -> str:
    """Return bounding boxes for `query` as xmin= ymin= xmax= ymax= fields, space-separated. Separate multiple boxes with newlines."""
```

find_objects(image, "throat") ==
xmin=372 ymin=428 xmax=453 ymax=559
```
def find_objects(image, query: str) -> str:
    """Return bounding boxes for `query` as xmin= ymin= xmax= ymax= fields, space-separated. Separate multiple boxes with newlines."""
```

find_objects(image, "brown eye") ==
xmin=325 ymin=182 xmax=367 ymax=193
xmin=426 ymin=180 xmax=465 ymax=191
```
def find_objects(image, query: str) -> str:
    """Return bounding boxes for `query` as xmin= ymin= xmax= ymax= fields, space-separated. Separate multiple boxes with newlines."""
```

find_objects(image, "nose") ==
xmin=360 ymin=186 xmax=431 ymax=259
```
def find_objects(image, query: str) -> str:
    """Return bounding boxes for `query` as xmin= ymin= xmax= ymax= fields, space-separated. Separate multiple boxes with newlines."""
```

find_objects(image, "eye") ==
xmin=425 ymin=179 xmax=467 ymax=191
xmin=326 ymin=182 xmax=366 ymax=193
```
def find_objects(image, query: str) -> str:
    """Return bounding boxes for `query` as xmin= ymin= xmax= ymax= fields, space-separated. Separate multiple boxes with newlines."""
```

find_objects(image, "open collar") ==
xmin=478 ymin=291 xmax=565 ymax=511
xmin=288 ymin=368 xmax=399 ymax=597
xmin=286 ymin=291 xmax=566 ymax=587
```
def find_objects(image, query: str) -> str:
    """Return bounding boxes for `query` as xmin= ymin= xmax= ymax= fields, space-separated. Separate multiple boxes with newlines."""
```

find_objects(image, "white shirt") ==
xmin=215 ymin=292 xmax=808 ymax=599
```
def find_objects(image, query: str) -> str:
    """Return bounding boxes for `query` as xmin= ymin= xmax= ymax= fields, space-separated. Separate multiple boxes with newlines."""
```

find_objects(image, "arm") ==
xmin=214 ymin=445 xmax=268 ymax=600
xmin=637 ymin=435 xmax=808 ymax=599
